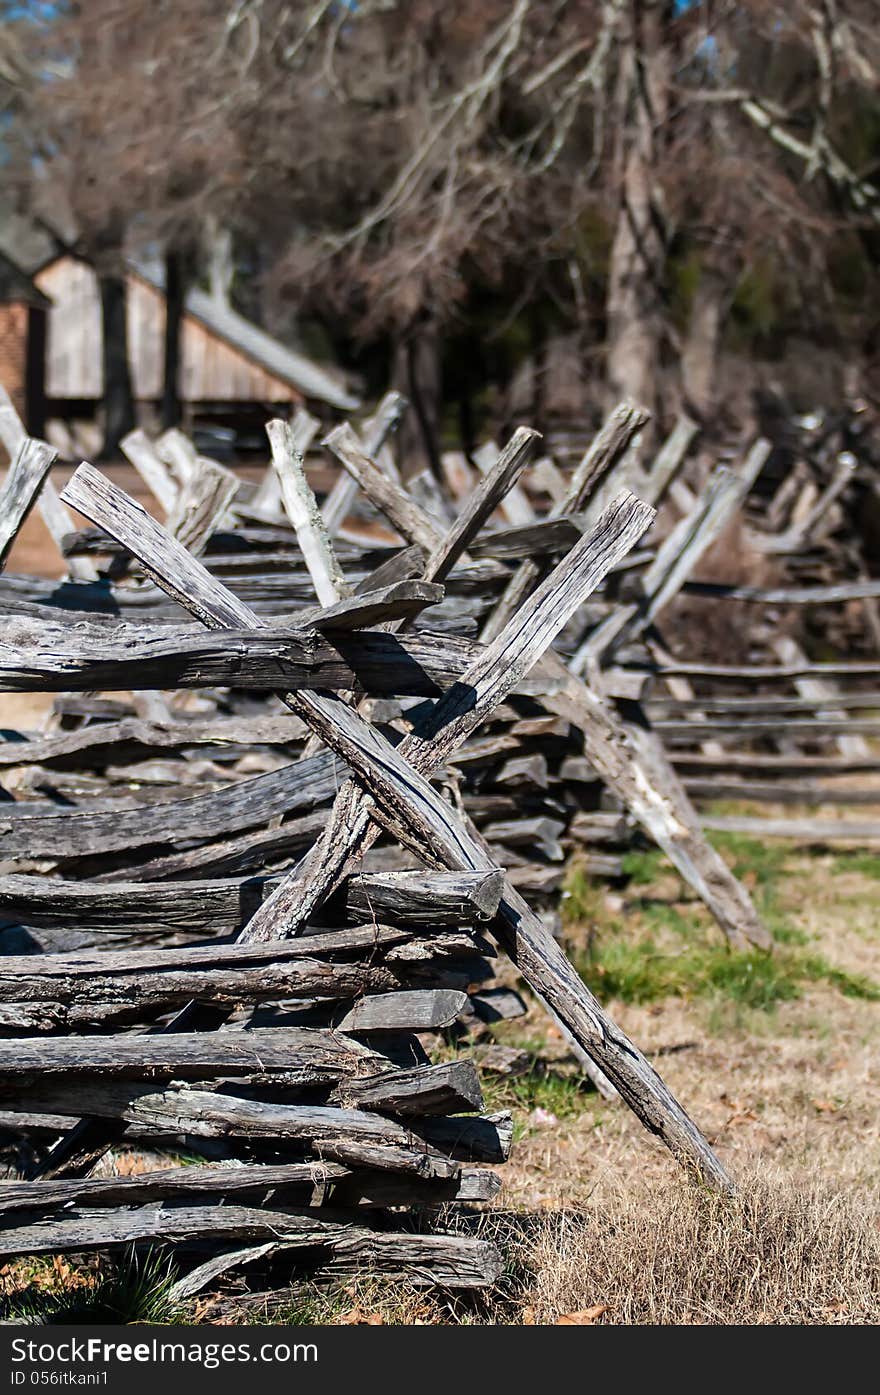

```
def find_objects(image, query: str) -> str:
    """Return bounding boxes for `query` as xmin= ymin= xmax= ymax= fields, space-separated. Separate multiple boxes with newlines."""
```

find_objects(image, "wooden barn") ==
xmin=2 ymin=249 xmax=359 ymax=449
xmin=0 ymin=250 xmax=50 ymax=441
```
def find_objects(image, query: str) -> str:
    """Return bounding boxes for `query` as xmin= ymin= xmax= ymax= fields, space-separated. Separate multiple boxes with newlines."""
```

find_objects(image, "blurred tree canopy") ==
xmin=2 ymin=0 xmax=880 ymax=458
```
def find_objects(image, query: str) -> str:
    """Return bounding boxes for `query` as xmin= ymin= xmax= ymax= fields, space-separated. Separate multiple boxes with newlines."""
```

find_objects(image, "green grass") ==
xmin=505 ymin=1067 xmax=594 ymax=1120
xmin=707 ymin=830 xmax=792 ymax=886
xmin=561 ymin=836 xmax=880 ymax=1016
xmin=622 ymin=833 xmax=792 ymax=894
xmin=561 ymin=861 xmax=607 ymax=926
xmin=829 ymin=851 xmax=880 ymax=880
xmin=478 ymin=1055 xmax=599 ymax=1130
xmin=2 ymin=1249 xmax=181 ymax=1325
xmin=574 ymin=934 xmax=879 ymax=1011
xmin=620 ymin=847 xmax=667 ymax=885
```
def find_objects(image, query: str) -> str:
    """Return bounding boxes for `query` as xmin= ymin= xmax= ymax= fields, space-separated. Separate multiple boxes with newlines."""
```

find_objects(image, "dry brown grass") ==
xmin=518 ymin=1172 xmax=880 ymax=1324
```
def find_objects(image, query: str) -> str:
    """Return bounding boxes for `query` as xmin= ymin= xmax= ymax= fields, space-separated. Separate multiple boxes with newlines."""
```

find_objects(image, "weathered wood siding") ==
xmin=34 ymin=257 xmax=301 ymax=405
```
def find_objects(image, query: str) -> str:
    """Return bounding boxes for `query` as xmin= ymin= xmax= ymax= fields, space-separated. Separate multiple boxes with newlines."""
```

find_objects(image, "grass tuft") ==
xmin=574 ymin=933 xmax=879 ymax=1011
xmin=521 ymin=1172 xmax=880 ymax=1323
xmin=563 ymin=837 xmax=880 ymax=1015
xmin=482 ymin=1062 xmax=595 ymax=1124
xmin=830 ymin=851 xmax=880 ymax=880
xmin=1 ymin=1249 xmax=181 ymax=1325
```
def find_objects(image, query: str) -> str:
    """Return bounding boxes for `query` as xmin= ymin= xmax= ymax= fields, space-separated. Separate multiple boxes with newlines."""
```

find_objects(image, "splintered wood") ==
xmin=5 ymin=387 xmax=874 ymax=1295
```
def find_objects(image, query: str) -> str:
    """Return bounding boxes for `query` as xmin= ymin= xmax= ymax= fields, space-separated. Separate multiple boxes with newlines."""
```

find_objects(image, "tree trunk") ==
xmin=393 ymin=318 xmax=442 ymax=480
xmin=205 ymin=218 xmax=234 ymax=307
xmin=98 ymin=272 xmax=136 ymax=459
xmin=161 ymin=248 xmax=187 ymax=430
xmin=605 ymin=3 xmax=669 ymax=419
xmin=681 ymin=264 xmax=732 ymax=422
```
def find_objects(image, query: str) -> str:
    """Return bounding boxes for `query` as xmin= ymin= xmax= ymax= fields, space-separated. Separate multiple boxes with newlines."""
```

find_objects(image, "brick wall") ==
xmin=0 ymin=302 xmax=28 ymax=428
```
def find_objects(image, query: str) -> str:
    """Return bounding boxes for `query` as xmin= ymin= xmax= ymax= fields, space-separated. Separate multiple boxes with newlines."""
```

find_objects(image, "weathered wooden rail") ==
xmin=2 ymin=379 xmax=877 ymax=1300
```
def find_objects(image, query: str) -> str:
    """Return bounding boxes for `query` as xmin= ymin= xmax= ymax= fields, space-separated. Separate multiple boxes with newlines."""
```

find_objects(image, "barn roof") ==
xmin=0 ymin=250 xmax=50 ymax=309
xmin=132 ymin=263 xmax=361 ymax=412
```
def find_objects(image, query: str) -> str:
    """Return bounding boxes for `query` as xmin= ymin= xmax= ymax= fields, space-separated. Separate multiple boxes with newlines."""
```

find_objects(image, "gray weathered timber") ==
xmin=355 ymin=542 xmax=425 ymax=594
xmin=334 ymin=1061 xmax=482 ymax=1115
xmin=576 ymin=445 xmax=771 ymax=673
xmin=61 ymin=462 xmax=275 ymax=628
xmin=683 ymin=777 xmax=880 ymax=805
xmin=2 ymin=1085 xmax=490 ymax=1177
xmin=0 ymin=1160 xmax=496 ymax=1216
xmin=480 ymin=404 xmax=648 ymax=643
xmin=0 ymin=560 xmax=501 ymax=618
xmin=0 ymin=390 xmax=65 ymax=601
xmin=647 ymin=692 xmax=880 ymax=715
xmin=0 ymin=1163 xmax=498 ymax=1213
xmin=282 ymin=447 xmax=767 ymax=963
xmin=268 ymin=417 xmax=350 ymax=606
xmin=0 ymin=714 xmax=308 ymax=770
xmin=332 ymin=1166 xmax=500 ymax=1206
xmin=671 ymin=750 xmax=880 ymax=775
xmin=338 ymin=989 xmax=467 ymax=1033
xmin=0 ymin=868 xmax=502 ymax=932
xmin=0 ymin=753 xmax=343 ymax=858
xmin=422 ymin=426 xmax=539 ymax=582
xmin=250 ymin=408 xmax=313 ymax=517
xmin=641 ymin=414 xmax=698 ymax=506
xmin=0 ymin=1162 xmax=350 ymax=1213
xmin=540 ymin=656 xmax=771 ymax=951
xmin=253 ymin=672 xmax=732 ymax=1188
xmin=416 ymin=1111 xmax=513 ymax=1163
xmin=769 ymin=633 xmax=868 ymax=760
xmin=646 ymin=660 xmax=880 ymax=680
xmin=0 ymin=1206 xmax=502 ymax=1287
xmin=167 ymin=456 xmax=240 ymax=556
xmin=701 ymin=814 xmax=880 ymax=841
xmin=469 ymin=515 xmax=587 ymax=560
xmin=246 ymin=491 xmax=654 ymax=942
xmin=338 ymin=868 xmax=504 ymax=924
xmin=321 ymin=392 xmax=406 ymax=536
xmin=121 ymin=428 xmax=179 ymax=514
xmin=57 ymin=461 xmax=733 ymax=1188
xmin=0 ymin=922 xmax=401 ymax=974
xmin=680 ymin=579 xmax=880 ymax=604
xmin=484 ymin=816 xmax=565 ymax=860
xmin=472 ymin=441 xmax=533 ymax=525
xmin=324 ymin=424 xmax=440 ymax=551
xmin=38 ymin=476 xmax=100 ymax=582
xmin=272 ymin=580 xmax=446 ymax=631
xmin=657 ymin=718 xmax=880 ymax=738
xmin=97 ymin=810 xmax=328 ymax=883
xmin=0 ymin=438 xmax=57 ymax=569
xmin=0 ymin=864 xmax=502 ymax=931
xmin=0 ymin=950 xmax=411 ymax=1030
xmin=0 ymin=616 xmax=475 ymax=695
xmin=0 ymin=1027 xmax=383 ymax=1081
xmin=0 ymin=926 xmax=484 ymax=990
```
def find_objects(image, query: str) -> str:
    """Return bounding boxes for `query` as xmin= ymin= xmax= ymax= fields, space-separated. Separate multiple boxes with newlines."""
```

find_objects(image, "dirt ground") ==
xmin=499 ymin=852 xmax=880 ymax=1211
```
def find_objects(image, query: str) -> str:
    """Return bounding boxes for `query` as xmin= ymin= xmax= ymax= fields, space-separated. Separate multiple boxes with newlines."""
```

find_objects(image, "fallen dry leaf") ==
xmin=555 ymin=1304 xmax=608 ymax=1325
xmin=338 ymin=1307 xmax=384 ymax=1325
xmin=812 ymin=1098 xmax=839 ymax=1113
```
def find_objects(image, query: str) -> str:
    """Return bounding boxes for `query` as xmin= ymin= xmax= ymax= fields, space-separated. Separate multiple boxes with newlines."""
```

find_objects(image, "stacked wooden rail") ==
xmin=1 ymin=380 xmax=875 ymax=1296
xmin=614 ymin=406 xmax=880 ymax=841
xmin=0 ymin=388 xmax=754 ymax=1300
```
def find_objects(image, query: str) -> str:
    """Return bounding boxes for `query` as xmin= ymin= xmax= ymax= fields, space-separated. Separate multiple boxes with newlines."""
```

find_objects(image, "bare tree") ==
xmin=4 ymin=0 xmax=880 ymax=447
